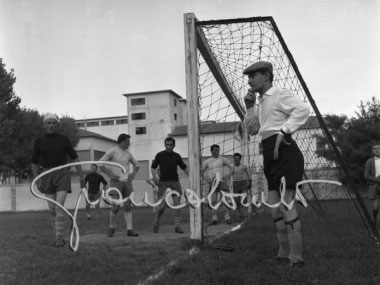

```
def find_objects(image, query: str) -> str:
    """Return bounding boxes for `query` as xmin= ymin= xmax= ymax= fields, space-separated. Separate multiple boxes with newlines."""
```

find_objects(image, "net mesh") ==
xmin=192 ymin=17 xmax=378 ymax=245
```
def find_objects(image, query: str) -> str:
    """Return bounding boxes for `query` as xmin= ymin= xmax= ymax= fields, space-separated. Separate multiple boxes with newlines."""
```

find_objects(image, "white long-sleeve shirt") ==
xmin=245 ymin=86 xmax=309 ymax=139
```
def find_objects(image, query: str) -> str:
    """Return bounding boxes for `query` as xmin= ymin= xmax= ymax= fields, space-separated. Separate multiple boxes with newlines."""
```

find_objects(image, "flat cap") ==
xmin=243 ymin=61 xmax=273 ymax=75
xmin=43 ymin=113 xmax=59 ymax=123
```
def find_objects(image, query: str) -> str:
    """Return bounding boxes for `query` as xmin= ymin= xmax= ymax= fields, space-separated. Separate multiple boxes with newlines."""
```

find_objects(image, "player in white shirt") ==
xmin=202 ymin=144 xmax=234 ymax=225
xmin=100 ymin=133 xmax=140 ymax=238
xmin=243 ymin=61 xmax=309 ymax=268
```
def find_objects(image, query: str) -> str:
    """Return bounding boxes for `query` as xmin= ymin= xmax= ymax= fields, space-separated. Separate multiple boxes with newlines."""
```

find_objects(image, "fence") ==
xmin=0 ymin=178 xmax=191 ymax=212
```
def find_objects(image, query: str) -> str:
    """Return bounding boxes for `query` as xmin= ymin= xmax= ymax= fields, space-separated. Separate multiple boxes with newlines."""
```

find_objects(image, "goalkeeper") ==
xmin=243 ymin=61 xmax=309 ymax=268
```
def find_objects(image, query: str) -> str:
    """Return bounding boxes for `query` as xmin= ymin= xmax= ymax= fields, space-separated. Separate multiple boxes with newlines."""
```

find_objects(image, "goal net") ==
xmin=184 ymin=13 xmax=379 ymax=246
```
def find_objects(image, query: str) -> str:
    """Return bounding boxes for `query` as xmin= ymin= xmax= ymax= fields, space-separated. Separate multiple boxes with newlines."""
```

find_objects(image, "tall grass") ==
xmin=1 ymin=201 xmax=379 ymax=284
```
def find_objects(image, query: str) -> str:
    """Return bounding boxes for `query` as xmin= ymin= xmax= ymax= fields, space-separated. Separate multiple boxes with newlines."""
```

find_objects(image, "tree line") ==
xmin=0 ymin=59 xmax=79 ymax=181
xmin=315 ymin=96 xmax=380 ymax=186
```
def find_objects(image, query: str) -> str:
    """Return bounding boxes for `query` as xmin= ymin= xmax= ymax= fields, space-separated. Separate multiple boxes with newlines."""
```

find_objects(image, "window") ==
xmin=116 ymin=119 xmax=128 ymax=125
xmin=76 ymin=122 xmax=85 ymax=128
xmin=94 ymin=150 xmax=105 ymax=161
xmin=131 ymin=113 xmax=146 ymax=120
xmin=76 ymin=150 xmax=90 ymax=161
xmin=101 ymin=120 xmax=115 ymax=126
xmin=316 ymin=137 xmax=326 ymax=152
xmin=87 ymin=121 xmax=99 ymax=127
xmin=174 ymin=113 xmax=177 ymax=121
xmin=135 ymin=127 xmax=147 ymax=135
xmin=173 ymin=98 xmax=177 ymax=106
xmin=131 ymin=98 xmax=145 ymax=105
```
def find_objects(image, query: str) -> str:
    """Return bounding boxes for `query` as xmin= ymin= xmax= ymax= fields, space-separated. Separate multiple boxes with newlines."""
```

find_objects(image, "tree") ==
xmin=0 ymin=59 xmax=80 ymax=180
xmin=0 ymin=59 xmax=21 ymax=170
xmin=316 ymin=97 xmax=380 ymax=185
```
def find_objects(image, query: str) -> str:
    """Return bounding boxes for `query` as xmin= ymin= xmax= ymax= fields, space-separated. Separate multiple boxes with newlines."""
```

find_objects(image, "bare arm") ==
xmin=100 ymin=165 xmax=119 ymax=181
xmin=128 ymin=164 xmax=140 ymax=182
xmin=151 ymin=167 xmax=160 ymax=185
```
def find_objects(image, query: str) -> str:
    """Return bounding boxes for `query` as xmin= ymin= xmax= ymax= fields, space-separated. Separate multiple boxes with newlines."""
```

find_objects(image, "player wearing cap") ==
xmin=31 ymin=114 xmax=85 ymax=247
xmin=99 ymin=133 xmax=140 ymax=238
xmin=243 ymin=61 xmax=309 ymax=268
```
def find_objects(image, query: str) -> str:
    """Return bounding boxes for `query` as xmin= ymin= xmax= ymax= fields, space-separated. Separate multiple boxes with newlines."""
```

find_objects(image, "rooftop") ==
xmin=122 ymin=89 xmax=185 ymax=100
xmin=78 ymin=129 xmax=117 ymax=143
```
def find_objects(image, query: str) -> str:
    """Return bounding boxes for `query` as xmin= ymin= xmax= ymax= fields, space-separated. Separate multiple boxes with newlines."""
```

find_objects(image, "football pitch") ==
xmin=1 ymin=202 xmax=380 ymax=284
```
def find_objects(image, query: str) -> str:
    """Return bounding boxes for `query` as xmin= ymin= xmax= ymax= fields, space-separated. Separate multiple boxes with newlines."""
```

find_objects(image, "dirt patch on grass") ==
xmin=80 ymin=223 xmax=237 ymax=245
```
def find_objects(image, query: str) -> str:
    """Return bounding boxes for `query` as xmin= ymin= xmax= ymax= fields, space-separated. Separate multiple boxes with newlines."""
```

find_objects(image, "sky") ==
xmin=0 ymin=0 xmax=379 ymax=120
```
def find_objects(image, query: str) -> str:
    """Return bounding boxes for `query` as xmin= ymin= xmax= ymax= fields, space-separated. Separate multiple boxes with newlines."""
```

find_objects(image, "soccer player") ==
xmin=31 ymin=114 xmax=85 ymax=247
xmin=99 ymin=133 xmax=140 ymax=237
xmin=151 ymin=137 xmax=189 ymax=233
xmin=364 ymin=142 xmax=380 ymax=230
xmin=231 ymin=153 xmax=251 ymax=221
xmin=84 ymin=164 xmax=107 ymax=220
xmin=243 ymin=61 xmax=309 ymax=268
xmin=202 ymin=144 xmax=234 ymax=225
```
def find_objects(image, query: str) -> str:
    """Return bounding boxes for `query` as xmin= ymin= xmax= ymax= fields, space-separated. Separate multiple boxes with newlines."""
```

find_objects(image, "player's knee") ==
xmin=285 ymin=216 xmax=301 ymax=231
xmin=283 ymin=188 xmax=296 ymax=203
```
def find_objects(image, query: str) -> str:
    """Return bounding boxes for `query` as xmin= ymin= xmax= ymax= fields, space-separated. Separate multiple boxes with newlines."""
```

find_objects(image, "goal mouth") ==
xmin=184 ymin=13 xmax=379 ymax=245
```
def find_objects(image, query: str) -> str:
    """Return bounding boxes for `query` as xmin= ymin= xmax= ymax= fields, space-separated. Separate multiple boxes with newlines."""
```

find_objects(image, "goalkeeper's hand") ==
xmin=274 ymin=133 xmax=291 ymax=160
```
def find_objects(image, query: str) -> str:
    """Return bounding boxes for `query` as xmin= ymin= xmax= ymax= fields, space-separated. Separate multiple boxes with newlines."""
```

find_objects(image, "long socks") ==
xmin=288 ymin=230 xmax=303 ymax=263
xmin=276 ymin=232 xmax=290 ymax=259
xmin=110 ymin=211 xmax=117 ymax=228
xmin=123 ymin=211 xmax=133 ymax=230
xmin=55 ymin=214 xmax=64 ymax=241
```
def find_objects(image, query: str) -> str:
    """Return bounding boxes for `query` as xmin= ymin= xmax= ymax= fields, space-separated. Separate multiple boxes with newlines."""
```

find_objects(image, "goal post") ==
xmin=184 ymin=13 xmax=203 ymax=242
xmin=184 ymin=13 xmax=379 ymax=245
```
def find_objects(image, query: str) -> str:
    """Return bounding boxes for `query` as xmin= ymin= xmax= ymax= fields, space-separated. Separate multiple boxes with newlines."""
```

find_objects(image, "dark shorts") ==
xmin=262 ymin=134 xmax=304 ymax=191
xmin=40 ymin=168 xmax=71 ymax=194
xmin=109 ymin=180 xmax=133 ymax=199
xmin=87 ymin=192 xmax=101 ymax=203
xmin=209 ymin=180 xmax=229 ymax=193
xmin=368 ymin=184 xmax=380 ymax=200
xmin=233 ymin=180 xmax=248 ymax=194
xmin=158 ymin=180 xmax=182 ymax=197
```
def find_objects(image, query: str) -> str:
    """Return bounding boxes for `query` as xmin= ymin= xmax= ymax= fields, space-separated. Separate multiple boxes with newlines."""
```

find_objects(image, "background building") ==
xmin=74 ymin=89 xmax=326 ymax=180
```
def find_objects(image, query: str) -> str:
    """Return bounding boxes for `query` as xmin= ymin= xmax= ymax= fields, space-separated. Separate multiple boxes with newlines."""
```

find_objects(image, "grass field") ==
xmin=1 ymin=201 xmax=380 ymax=284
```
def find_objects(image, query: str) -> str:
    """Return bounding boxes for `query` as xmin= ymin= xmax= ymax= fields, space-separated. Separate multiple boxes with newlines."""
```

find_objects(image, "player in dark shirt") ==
xmin=31 ymin=114 xmax=85 ymax=247
xmin=151 ymin=137 xmax=188 ymax=234
xmin=84 ymin=164 xmax=107 ymax=220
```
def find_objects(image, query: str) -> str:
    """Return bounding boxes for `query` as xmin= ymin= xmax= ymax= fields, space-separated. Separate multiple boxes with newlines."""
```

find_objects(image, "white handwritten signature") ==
xmin=31 ymin=161 xmax=342 ymax=251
